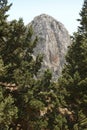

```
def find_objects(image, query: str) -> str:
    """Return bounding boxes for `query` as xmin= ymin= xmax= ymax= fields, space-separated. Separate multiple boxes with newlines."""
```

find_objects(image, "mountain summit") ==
xmin=28 ymin=14 xmax=71 ymax=80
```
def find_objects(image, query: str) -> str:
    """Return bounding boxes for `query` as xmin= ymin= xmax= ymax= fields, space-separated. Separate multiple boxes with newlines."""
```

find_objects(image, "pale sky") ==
xmin=8 ymin=0 xmax=83 ymax=35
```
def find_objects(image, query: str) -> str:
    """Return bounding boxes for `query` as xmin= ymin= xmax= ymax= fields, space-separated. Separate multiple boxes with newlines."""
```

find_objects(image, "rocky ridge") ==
xmin=28 ymin=14 xmax=71 ymax=80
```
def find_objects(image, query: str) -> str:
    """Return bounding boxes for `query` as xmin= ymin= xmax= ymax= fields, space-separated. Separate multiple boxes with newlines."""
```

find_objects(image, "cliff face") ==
xmin=28 ymin=14 xmax=71 ymax=80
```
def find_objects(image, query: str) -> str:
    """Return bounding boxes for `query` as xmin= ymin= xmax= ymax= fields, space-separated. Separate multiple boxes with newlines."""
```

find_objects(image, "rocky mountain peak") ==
xmin=28 ymin=14 xmax=71 ymax=80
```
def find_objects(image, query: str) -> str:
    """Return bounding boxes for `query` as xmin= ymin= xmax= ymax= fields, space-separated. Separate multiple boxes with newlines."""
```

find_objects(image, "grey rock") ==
xmin=27 ymin=14 xmax=71 ymax=80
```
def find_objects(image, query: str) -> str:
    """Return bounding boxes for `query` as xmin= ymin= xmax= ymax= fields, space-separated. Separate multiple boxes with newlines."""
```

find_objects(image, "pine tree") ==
xmin=0 ymin=0 xmax=12 ymax=39
xmin=0 ymin=1 xmax=18 ymax=129
xmin=78 ymin=0 xmax=87 ymax=35
xmin=59 ymin=0 xmax=87 ymax=129
xmin=0 ymin=0 xmax=69 ymax=129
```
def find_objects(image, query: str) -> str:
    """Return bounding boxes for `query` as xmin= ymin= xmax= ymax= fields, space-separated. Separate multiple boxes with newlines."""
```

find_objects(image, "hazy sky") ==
xmin=8 ymin=0 xmax=83 ymax=34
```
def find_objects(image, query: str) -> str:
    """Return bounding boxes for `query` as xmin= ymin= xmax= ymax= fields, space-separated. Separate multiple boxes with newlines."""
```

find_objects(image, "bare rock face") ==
xmin=28 ymin=14 xmax=71 ymax=80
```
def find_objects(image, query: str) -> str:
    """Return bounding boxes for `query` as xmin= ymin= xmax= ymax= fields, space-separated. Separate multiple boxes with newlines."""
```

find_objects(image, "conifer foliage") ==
xmin=59 ymin=0 xmax=87 ymax=129
xmin=1 ymin=0 xmax=87 ymax=129
xmin=0 ymin=1 xmax=18 ymax=130
xmin=0 ymin=0 xmax=65 ymax=129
